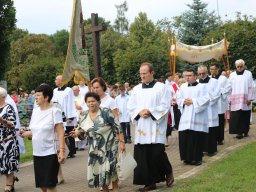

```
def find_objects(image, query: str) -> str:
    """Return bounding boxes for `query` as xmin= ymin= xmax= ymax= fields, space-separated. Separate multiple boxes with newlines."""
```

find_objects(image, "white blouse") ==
xmin=100 ymin=94 xmax=117 ymax=110
xmin=29 ymin=106 xmax=63 ymax=156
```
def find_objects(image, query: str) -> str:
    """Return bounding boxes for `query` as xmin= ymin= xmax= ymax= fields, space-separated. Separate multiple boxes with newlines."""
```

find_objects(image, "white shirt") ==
xmin=100 ymin=94 xmax=117 ymax=110
xmin=115 ymin=94 xmax=130 ymax=122
xmin=29 ymin=107 xmax=63 ymax=156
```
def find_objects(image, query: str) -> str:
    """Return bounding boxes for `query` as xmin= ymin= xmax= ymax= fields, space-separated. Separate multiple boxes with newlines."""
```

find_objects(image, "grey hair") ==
xmin=0 ymin=87 xmax=7 ymax=98
xmin=235 ymin=59 xmax=245 ymax=66
xmin=198 ymin=64 xmax=208 ymax=73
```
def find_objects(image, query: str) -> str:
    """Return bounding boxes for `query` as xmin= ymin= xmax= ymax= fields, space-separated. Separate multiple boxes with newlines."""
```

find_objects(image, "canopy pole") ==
xmin=173 ymin=37 xmax=177 ymax=74
xmin=168 ymin=37 xmax=172 ymax=74
xmin=224 ymin=33 xmax=230 ymax=76
xmin=221 ymin=55 xmax=227 ymax=72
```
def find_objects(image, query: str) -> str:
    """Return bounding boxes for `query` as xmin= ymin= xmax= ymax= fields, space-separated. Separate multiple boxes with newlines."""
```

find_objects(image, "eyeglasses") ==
xmin=236 ymin=65 xmax=243 ymax=68
xmin=198 ymin=73 xmax=206 ymax=75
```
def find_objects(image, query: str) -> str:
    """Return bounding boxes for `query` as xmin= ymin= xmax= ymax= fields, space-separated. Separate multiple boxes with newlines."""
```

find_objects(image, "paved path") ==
xmin=1 ymin=114 xmax=256 ymax=192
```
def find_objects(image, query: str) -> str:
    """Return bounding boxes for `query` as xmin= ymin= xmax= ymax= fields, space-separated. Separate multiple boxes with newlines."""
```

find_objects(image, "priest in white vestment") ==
xmin=177 ymin=69 xmax=210 ymax=166
xmin=210 ymin=63 xmax=229 ymax=145
xmin=127 ymin=63 xmax=174 ymax=191
xmin=72 ymin=85 xmax=87 ymax=150
xmin=78 ymin=80 xmax=89 ymax=97
xmin=52 ymin=75 xmax=77 ymax=157
xmin=198 ymin=65 xmax=220 ymax=156
xmin=226 ymin=59 xmax=256 ymax=139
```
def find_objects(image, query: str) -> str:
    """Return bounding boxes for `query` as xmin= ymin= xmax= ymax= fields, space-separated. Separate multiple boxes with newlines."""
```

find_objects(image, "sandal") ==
xmin=4 ymin=185 xmax=14 ymax=192
xmin=58 ymin=179 xmax=65 ymax=185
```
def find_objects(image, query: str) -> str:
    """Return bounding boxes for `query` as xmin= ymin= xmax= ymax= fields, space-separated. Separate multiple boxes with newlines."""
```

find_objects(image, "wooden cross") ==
xmin=85 ymin=13 xmax=106 ymax=77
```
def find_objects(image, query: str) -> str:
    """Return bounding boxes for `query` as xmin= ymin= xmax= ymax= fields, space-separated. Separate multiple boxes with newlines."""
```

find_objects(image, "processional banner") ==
xmin=61 ymin=0 xmax=90 ymax=85
xmin=171 ymin=39 xmax=229 ymax=63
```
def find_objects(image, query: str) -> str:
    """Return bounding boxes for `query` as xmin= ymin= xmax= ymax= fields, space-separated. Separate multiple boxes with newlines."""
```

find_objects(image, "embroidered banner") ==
xmin=171 ymin=39 xmax=229 ymax=64
xmin=61 ymin=0 xmax=90 ymax=86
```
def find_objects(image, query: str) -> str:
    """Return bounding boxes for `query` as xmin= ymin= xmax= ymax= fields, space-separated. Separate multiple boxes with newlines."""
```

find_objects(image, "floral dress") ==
xmin=0 ymin=104 xmax=19 ymax=174
xmin=78 ymin=108 xmax=120 ymax=188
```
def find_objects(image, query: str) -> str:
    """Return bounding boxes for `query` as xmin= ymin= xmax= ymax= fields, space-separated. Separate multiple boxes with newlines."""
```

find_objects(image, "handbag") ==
xmin=52 ymin=107 xmax=69 ymax=161
xmin=116 ymin=152 xmax=137 ymax=180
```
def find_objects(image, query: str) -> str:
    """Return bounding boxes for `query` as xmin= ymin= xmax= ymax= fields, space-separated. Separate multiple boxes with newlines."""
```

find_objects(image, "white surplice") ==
xmin=177 ymin=83 xmax=209 ymax=133
xmin=127 ymin=82 xmax=170 ymax=144
xmin=227 ymin=70 xmax=256 ymax=111
xmin=217 ymin=75 xmax=229 ymax=114
xmin=78 ymin=84 xmax=89 ymax=97
xmin=200 ymin=78 xmax=220 ymax=127
xmin=52 ymin=87 xmax=77 ymax=126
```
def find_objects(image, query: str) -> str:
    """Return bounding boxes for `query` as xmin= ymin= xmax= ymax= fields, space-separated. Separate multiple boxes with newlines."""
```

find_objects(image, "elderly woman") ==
xmin=72 ymin=92 xmax=125 ymax=192
xmin=0 ymin=87 xmax=19 ymax=192
xmin=20 ymin=84 xmax=65 ymax=192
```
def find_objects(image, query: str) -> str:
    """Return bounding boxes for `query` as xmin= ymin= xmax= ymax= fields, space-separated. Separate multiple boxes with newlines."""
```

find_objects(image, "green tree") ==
xmin=203 ymin=13 xmax=256 ymax=77
xmin=6 ymin=34 xmax=64 ymax=90
xmin=100 ymin=29 xmax=124 ymax=84
xmin=10 ymin=34 xmax=55 ymax=66
xmin=114 ymin=13 xmax=169 ymax=84
xmin=113 ymin=1 xmax=129 ymax=34
xmin=50 ymin=29 xmax=69 ymax=56
xmin=19 ymin=56 xmax=63 ymax=91
xmin=0 ymin=0 xmax=16 ymax=79
xmin=10 ymin=28 xmax=29 ymax=42
xmin=173 ymin=0 xmax=221 ymax=45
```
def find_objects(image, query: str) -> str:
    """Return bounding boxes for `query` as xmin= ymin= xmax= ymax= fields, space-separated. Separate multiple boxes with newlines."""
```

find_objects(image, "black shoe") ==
xmin=166 ymin=173 xmax=174 ymax=187
xmin=191 ymin=161 xmax=202 ymax=166
xmin=68 ymin=154 xmax=76 ymax=158
xmin=236 ymin=134 xmax=243 ymax=139
xmin=184 ymin=160 xmax=192 ymax=165
xmin=208 ymin=153 xmax=216 ymax=157
xmin=217 ymin=141 xmax=224 ymax=145
xmin=138 ymin=184 xmax=156 ymax=191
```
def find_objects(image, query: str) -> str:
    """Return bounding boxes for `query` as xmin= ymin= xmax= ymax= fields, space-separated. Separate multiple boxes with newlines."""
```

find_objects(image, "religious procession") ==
xmin=1 ymin=0 xmax=256 ymax=192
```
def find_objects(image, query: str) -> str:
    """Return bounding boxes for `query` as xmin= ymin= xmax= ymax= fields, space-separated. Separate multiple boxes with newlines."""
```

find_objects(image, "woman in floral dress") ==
xmin=72 ymin=92 xmax=125 ymax=192
xmin=0 ymin=87 xmax=19 ymax=192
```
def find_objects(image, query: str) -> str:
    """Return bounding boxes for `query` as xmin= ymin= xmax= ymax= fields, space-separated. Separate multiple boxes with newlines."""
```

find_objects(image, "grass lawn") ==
xmin=20 ymin=138 xmax=33 ymax=163
xmin=167 ymin=141 xmax=256 ymax=192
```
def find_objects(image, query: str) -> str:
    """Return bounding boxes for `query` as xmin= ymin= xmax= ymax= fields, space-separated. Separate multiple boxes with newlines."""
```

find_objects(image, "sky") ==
xmin=14 ymin=0 xmax=256 ymax=35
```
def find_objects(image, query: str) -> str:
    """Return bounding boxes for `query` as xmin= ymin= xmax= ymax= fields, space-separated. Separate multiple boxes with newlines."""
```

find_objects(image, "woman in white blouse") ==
xmin=20 ymin=84 xmax=65 ymax=192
